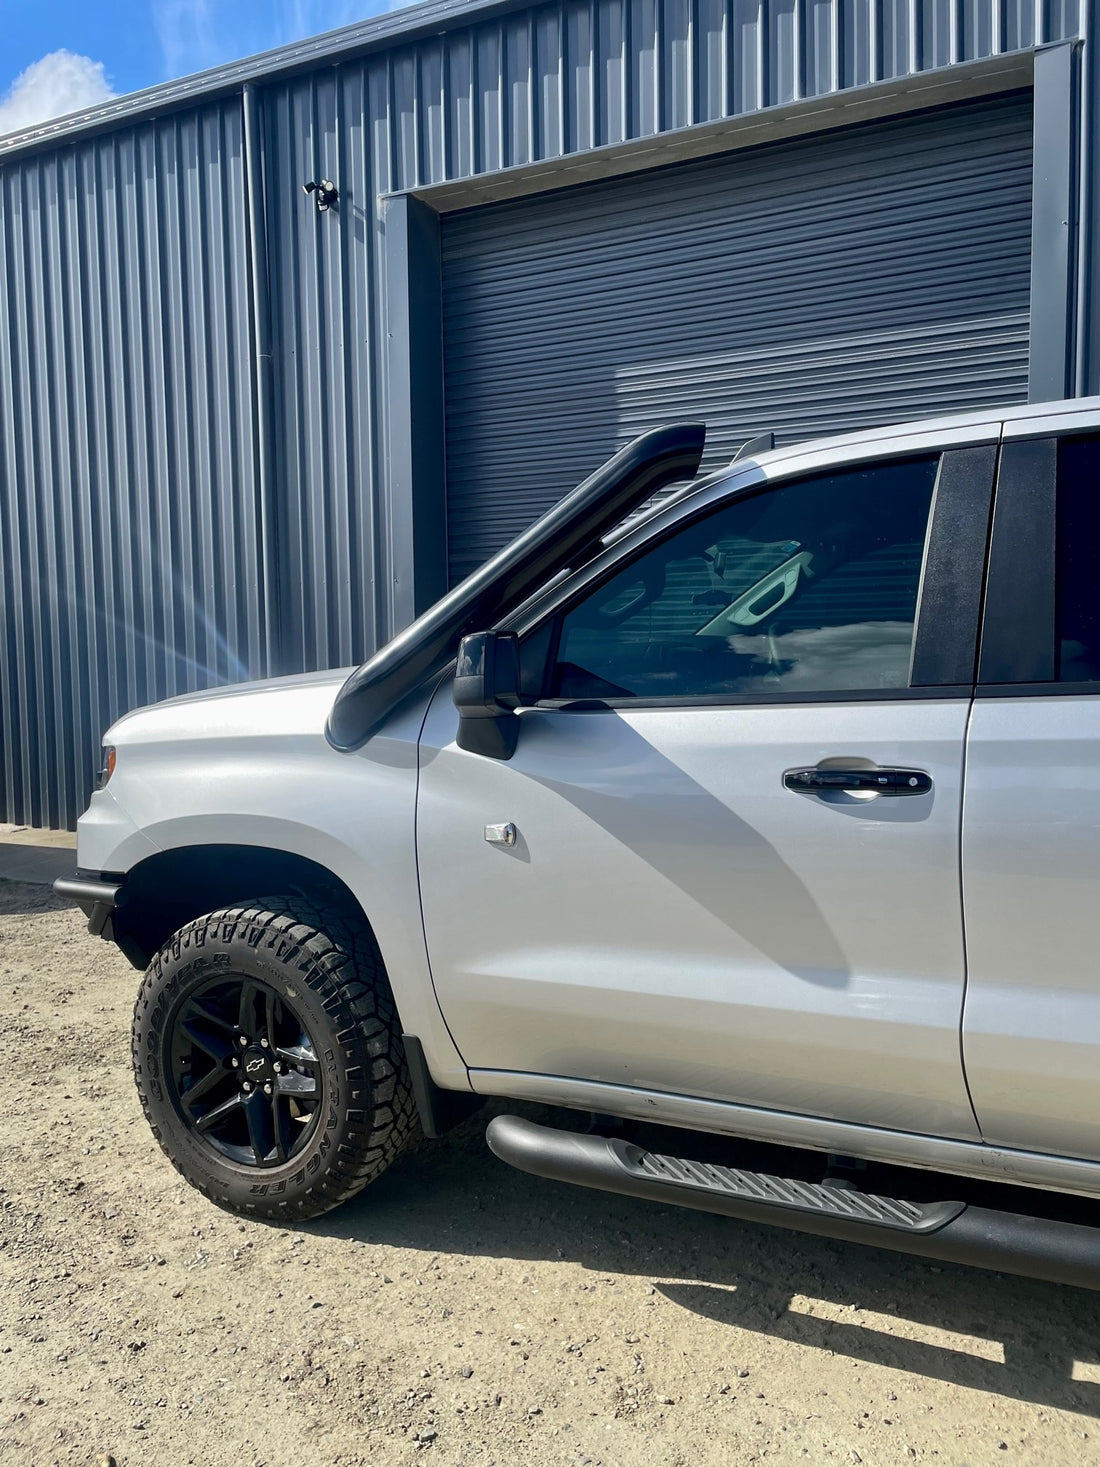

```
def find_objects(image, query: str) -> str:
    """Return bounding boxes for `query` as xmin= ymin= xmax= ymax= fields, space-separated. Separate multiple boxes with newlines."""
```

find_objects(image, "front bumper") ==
xmin=53 ymin=874 xmax=124 ymax=940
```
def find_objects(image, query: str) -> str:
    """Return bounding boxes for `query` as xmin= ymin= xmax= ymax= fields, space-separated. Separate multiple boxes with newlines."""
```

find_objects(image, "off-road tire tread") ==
xmin=132 ymin=894 xmax=420 ymax=1221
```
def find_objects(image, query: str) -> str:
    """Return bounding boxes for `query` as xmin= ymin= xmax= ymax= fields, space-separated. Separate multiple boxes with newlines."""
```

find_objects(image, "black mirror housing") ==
xmin=453 ymin=632 xmax=521 ymax=759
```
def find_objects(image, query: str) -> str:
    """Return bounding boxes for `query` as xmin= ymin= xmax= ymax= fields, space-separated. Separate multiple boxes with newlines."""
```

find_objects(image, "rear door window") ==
xmin=1056 ymin=436 xmax=1100 ymax=682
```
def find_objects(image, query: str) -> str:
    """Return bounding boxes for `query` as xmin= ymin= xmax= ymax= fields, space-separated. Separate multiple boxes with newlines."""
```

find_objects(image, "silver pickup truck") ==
xmin=58 ymin=397 xmax=1100 ymax=1289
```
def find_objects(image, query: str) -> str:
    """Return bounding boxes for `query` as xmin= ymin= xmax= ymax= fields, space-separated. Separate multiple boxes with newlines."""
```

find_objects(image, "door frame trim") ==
xmin=1028 ymin=42 xmax=1081 ymax=401
xmin=382 ymin=193 xmax=449 ymax=626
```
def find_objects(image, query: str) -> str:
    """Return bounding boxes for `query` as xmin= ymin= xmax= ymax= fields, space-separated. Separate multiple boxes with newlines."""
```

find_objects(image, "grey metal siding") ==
xmin=358 ymin=0 xmax=1066 ymax=185
xmin=0 ymin=0 xmax=1076 ymax=164
xmin=261 ymin=68 xmax=388 ymax=672
xmin=0 ymin=102 xmax=262 ymax=828
xmin=441 ymin=93 xmax=1033 ymax=582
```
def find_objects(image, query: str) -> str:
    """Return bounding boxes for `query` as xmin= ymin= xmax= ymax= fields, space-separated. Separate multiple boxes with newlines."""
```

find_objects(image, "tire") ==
xmin=131 ymin=895 xmax=419 ymax=1221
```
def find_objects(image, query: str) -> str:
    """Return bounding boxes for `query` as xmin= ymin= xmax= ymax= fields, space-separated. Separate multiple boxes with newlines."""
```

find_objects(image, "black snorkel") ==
xmin=326 ymin=422 xmax=706 ymax=751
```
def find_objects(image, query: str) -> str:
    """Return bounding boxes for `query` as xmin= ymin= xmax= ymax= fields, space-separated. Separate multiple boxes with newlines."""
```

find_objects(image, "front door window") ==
xmin=550 ymin=457 xmax=940 ymax=701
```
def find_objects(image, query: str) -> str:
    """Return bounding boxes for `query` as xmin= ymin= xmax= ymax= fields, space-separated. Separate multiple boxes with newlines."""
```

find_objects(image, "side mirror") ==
xmin=453 ymin=631 xmax=521 ymax=759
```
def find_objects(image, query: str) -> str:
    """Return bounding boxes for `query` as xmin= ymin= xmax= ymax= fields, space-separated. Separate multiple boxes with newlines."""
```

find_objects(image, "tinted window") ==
xmin=1056 ymin=436 xmax=1100 ymax=682
xmin=550 ymin=457 xmax=940 ymax=701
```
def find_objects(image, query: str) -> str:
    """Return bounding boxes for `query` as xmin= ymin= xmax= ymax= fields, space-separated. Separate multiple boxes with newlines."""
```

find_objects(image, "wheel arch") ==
xmin=104 ymin=825 xmax=474 ymax=1097
xmin=113 ymin=843 xmax=377 ymax=971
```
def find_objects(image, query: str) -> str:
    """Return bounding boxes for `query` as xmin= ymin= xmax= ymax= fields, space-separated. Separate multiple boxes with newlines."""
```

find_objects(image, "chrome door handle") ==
xmin=783 ymin=767 xmax=932 ymax=796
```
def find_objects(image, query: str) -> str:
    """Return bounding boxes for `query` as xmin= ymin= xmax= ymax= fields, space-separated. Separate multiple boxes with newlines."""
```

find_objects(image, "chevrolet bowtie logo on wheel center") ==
xmin=237 ymin=1046 xmax=277 ymax=1092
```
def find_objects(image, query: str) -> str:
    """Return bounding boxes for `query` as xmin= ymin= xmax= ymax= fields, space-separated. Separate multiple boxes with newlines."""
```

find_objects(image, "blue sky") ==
xmin=0 ymin=0 xmax=407 ymax=136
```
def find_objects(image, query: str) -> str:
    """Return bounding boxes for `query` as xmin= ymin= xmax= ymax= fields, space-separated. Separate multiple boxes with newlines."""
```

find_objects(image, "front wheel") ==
xmin=132 ymin=896 xmax=419 ymax=1221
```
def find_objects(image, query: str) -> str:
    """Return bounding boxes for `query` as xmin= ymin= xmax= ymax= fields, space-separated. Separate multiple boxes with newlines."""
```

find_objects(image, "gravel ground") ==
xmin=3 ymin=880 xmax=1100 ymax=1467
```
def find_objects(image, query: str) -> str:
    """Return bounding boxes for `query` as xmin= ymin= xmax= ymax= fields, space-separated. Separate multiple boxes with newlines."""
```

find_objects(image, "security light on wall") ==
xmin=302 ymin=179 xmax=339 ymax=212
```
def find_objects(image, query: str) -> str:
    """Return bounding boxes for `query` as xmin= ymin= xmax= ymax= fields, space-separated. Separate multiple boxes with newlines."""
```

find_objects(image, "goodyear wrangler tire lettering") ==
xmin=131 ymin=896 xmax=420 ymax=1222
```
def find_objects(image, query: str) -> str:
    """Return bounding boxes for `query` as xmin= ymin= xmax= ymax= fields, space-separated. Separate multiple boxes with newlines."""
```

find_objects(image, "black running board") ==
xmin=486 ymin=1115 xmax=1100 ymax=1291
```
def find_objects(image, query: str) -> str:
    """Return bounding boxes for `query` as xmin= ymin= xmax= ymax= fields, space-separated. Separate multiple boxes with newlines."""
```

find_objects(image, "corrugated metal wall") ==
xmin=260 ymin=0 xmax=1075 ymax=641
xmin=441 ymin=93 xmax=1033 ymax=579
xmin=0 ymin=101 xmax=262 ymax=828
xmin=0 ymin=0 xmax=1086 ymax=825
xmin=267 ymin=0 xmax=1072 ymax=192
xmin=261 ymin=67 xmax=388 ymax=673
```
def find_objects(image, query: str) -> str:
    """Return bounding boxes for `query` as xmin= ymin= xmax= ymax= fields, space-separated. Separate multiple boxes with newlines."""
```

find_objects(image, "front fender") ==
xmin=77 ymin=709 xmax=470 ymax=1092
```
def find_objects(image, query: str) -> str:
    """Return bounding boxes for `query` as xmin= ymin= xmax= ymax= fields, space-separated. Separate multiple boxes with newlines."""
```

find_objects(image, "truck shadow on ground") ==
xmin=0 ymin=879 xmax=69 ymax=916
xmin=309 ymin=1106 xmax=1100 ymax=1419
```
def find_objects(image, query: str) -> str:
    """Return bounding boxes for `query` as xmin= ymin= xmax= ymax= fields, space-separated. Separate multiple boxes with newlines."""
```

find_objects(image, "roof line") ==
xmin=0 ymin=0 xmax=529 ymax=161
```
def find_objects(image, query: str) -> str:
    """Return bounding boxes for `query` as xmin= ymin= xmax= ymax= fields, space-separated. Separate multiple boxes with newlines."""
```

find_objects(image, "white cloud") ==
xmin=0 ymin=51 xmax=115 ymax=139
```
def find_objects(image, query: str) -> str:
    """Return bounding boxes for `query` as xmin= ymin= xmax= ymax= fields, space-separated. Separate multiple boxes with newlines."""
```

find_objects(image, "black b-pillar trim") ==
xmin=909 ymin=443 xmax=998 ymax=688
xmin=977 ymin=437 xmax=1058 ymax=685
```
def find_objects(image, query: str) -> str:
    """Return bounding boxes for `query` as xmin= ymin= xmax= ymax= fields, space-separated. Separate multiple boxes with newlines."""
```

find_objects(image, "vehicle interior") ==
xmin=549 ymin=458 xmax=937 ymax=700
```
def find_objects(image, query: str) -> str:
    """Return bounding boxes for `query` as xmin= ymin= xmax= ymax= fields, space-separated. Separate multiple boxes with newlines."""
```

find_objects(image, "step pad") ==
xmin=634 ymin=1149 xmax=935 ymax=1229
xmin=485 ymin=1114 xmax=1100 ymax=1288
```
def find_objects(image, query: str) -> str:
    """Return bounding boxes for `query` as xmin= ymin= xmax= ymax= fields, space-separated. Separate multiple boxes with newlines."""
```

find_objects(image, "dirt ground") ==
xmin=3 ymin=881 xmax=1100 ymax=1467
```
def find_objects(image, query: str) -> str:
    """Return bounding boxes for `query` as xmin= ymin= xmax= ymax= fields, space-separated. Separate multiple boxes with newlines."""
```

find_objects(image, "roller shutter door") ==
xmin=441 ymin=93 xmax=1032 ymax=584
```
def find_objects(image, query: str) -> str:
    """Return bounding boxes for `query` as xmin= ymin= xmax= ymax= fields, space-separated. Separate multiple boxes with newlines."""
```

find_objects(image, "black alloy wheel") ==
xmin=133 ymin=896 xmax=419 ymax=1220
xmin=170 ymin=975 xmax=322 ymax=1168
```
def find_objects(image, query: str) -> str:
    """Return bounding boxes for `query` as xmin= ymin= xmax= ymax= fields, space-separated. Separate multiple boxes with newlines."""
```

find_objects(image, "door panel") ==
xmin=962 ymin=430 xmax=1100 ymax=1158
xmin=962 ymin=696 xmax=1100 ymax=1158
xmin=419 ymin=449 xmax=987 ymax=1137
xmin=418 ymin=692 xmax=978 ymax=1137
